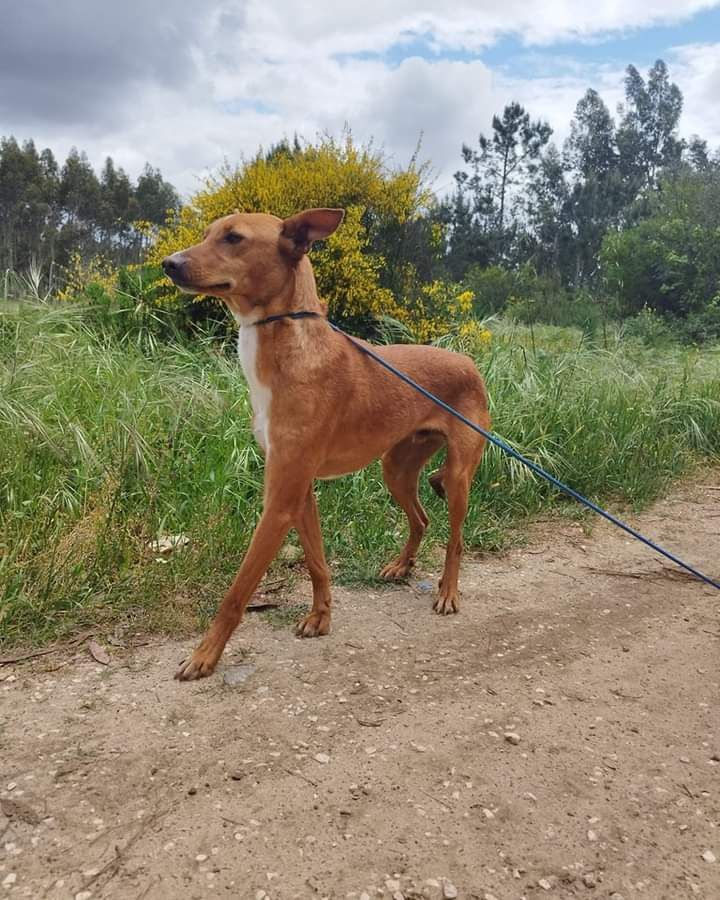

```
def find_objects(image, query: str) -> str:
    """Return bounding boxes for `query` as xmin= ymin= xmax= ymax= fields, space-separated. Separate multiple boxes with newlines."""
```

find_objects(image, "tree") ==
xmin=0 ymin=138 xmax=56 ymax=271
xmin=562 ymin=90 xmax=626 ymax=283
xmin=98 ymin=157 xmax=137 ymax=248
xmin=135 ymin=164 xmax=180 ymax=225
xmin=453 ymin=102 xmax=552 ymax=265
xmin=525 ymin=144 xmax=573 ymax=280
xmin=617 ymin=60 xmax=683 ymax=191
xmin=566 ymin=89 xmax=617 ymax=179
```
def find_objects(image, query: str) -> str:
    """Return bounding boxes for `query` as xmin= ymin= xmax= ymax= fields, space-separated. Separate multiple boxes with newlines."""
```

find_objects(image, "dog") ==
xmin=162 ymin=208 xmax=490 ymax=680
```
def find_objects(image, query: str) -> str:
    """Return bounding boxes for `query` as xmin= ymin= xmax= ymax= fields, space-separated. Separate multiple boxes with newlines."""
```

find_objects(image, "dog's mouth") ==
xmin=172 ymin=279 xmax=232 ymax=294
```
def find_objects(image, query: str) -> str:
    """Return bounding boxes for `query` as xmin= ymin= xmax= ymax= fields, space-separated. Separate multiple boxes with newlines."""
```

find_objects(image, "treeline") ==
xmin=434 ymin=59 xmax=720 ymax=336
xmin=5 ymin=58 xmax=719 ymax=342
xmin=0 ymin=138 xmax=180 ymax=274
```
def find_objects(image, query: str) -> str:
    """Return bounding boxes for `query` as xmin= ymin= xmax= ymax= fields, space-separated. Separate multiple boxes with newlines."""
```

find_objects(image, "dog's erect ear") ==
xmin=281 ymin=208 xmax=345 ymax=257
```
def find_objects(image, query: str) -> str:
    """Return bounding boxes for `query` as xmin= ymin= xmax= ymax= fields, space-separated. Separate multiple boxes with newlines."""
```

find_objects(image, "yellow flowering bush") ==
xmin=454 ymin=319 xmax=493 ymax=354
xmin=400 ymin=280 xmax=479 ymax=343
xmin=149 ymin=135 xmax=430 ymax=329
xmin=58 ymin=252 xmax=117 ymax=302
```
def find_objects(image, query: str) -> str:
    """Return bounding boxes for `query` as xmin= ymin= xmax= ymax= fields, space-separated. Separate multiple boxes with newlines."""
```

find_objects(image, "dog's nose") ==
xmin=162 ymin=253 xmax=187 ymax=278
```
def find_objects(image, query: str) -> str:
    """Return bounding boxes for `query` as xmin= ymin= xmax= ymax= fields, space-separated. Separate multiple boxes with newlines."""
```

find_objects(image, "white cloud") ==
xmin=2 ymin=1 xmax=719 ymax=197
xmin=247 ymin=0 xmax=719 ymax=51
xmin=668 ymin=42 xmax=720 ymax=145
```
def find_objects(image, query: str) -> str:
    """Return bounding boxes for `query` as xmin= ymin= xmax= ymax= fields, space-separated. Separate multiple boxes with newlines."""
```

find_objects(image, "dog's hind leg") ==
xmin=379 ymin=431 xmax=444 ymax=580
xmin=295 ymin=488 xmax=333 ymax=638
xmin=433 ymin=427 xmax=486 ymax=615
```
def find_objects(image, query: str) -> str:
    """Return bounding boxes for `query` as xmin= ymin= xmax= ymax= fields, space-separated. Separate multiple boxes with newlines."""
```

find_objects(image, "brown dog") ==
xmin=162 ymin=208 xmax=490 ymax=680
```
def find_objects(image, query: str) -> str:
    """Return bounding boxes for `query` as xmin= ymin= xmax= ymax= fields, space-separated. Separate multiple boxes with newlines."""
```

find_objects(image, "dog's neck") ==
xmin=227 ymin=257 xmax=326 ymax=327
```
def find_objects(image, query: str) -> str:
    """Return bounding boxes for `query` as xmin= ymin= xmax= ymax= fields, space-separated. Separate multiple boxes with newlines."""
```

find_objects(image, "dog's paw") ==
xmin=433 ymin=586 xmax=459 ymax=615
xmin=295 ymin=610 xmax=331 ymax=638
xmin=379 ymin=557 xmax=413 ymax=580
xmin=175 ymin=649 xmax=218 ymax=681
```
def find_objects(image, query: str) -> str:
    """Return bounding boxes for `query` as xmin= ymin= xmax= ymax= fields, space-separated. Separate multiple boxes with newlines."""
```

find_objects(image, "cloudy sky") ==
xmin=2 ymin=1 xmax=719 ymax=197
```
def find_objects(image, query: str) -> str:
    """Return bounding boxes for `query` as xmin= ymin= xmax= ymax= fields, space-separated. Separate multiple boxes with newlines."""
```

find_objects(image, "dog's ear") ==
xmin=281 ymin=208 xmax=345 ymax=257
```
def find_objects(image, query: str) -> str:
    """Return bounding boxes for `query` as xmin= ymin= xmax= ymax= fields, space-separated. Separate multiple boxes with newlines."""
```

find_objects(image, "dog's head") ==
xmin=161 ymin=208 xmax=344 ymax=317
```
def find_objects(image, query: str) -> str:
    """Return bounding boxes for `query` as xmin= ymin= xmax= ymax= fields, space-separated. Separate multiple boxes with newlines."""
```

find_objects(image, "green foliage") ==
xmin=622 ymin=307 xmax=676 ymax=346
xmin=463 ymin=265 xmax=516 ymax=315
xmin=601 ymin=169 xmax=720 ymax=322
xmin=2 ymin=302 xmax=719 ymax=647
xmin=468 ymin=264 xmax=603 ymax=333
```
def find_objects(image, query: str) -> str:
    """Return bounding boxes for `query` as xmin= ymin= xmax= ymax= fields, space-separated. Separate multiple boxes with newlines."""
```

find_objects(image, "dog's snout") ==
xmin=162 ymin=253 xmax=188 ymax=278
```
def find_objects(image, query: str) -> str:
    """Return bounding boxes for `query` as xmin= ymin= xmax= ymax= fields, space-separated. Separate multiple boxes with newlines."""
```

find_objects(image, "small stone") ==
xmin=3 ymin=875 xmax=17 ymax=887
xmin=702 ymin=850 xmax=716 ymax=863
xmin=187 ymin=787 xmax=197 ymax=796
xmin=314 ymin=753 xmax=330 ymax=764
xmin=75 ymin=893 xmax=92 ymax=900
xmin=680 ymin=755 xmax=690 ymax=764
xmin=393 ymin=893 xmax=404 ymax=900
xmin=538 ymin=878 xmax=552 ymax=891
xmin=223 ymin=665 xmax=256 ymax=687
xmin=587 ymin=829 xmax=598 ymax=842
xmin=148 ymin=533 xmax=189 ymax=554
xmin=582 ymin=872 xmax=597 ymax=887
xmin=255 ymin=891 xmax=268 ymax=900
xmin=442 ymin=881 xmax=458 ymax=899
xmin=196 ymin=853 xmax=208 ymax=862
xmin=610 ymin=894 xmax=625 ymax=900
xmin=484 ymin=894 xmax=499 ymax=900
xmin=416 ymin=580 xmax=433 ymax=592
xmin=504 ymin=732 xmax=521 ymax=745
xmin=385 ymin=879 xmax=400 ymax=892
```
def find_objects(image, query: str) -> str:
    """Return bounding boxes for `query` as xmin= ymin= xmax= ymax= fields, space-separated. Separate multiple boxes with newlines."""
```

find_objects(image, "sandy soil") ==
xmin=1 ymin=480 xmax=719 ymax=900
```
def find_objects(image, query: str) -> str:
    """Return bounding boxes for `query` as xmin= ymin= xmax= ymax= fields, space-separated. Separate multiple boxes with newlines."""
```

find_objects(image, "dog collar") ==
xmin=253 ymin=310 xmax=324 ymax=327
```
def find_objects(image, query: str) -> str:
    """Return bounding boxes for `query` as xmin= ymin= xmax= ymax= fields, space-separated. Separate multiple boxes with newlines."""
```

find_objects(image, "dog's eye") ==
xmin=224 ymin=232 xmax=244 ymax=245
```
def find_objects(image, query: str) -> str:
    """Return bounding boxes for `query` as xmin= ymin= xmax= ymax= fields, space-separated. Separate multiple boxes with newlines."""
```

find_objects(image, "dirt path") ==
xmin=1 ymin=481 xmax=719 ymax=900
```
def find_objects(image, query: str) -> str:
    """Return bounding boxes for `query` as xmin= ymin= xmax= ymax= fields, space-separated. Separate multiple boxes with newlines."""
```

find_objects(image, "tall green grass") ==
xmin=2 ymin=301 xmax=719 ymax=646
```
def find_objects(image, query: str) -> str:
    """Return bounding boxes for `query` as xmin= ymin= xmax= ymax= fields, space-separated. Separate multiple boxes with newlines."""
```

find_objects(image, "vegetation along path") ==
xmin=1 ymin=478 xmax=718 ymax=899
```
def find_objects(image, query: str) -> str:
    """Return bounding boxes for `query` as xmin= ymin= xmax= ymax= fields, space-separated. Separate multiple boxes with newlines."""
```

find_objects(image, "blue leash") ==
xmin=329 ymin=322 xmax=720 ymax=592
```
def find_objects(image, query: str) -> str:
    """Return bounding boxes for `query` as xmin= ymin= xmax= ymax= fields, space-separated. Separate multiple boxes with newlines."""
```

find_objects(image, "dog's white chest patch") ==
xmin=237 ymin=326 xmax=272 ymax=454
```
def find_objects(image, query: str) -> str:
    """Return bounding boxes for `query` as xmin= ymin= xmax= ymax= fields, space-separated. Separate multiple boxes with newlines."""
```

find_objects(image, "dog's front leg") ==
xmin=175 ymin=465 xmax=314 ymax=681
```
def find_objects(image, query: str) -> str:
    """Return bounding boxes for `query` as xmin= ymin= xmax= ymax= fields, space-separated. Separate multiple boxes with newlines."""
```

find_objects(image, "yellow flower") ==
xmin=58 ymin=252 xmax=117 ymax=302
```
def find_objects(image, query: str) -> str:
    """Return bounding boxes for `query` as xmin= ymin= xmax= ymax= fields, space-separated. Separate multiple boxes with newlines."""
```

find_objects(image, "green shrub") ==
xmin=622 ymin=307 xmax=676 ymax=346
